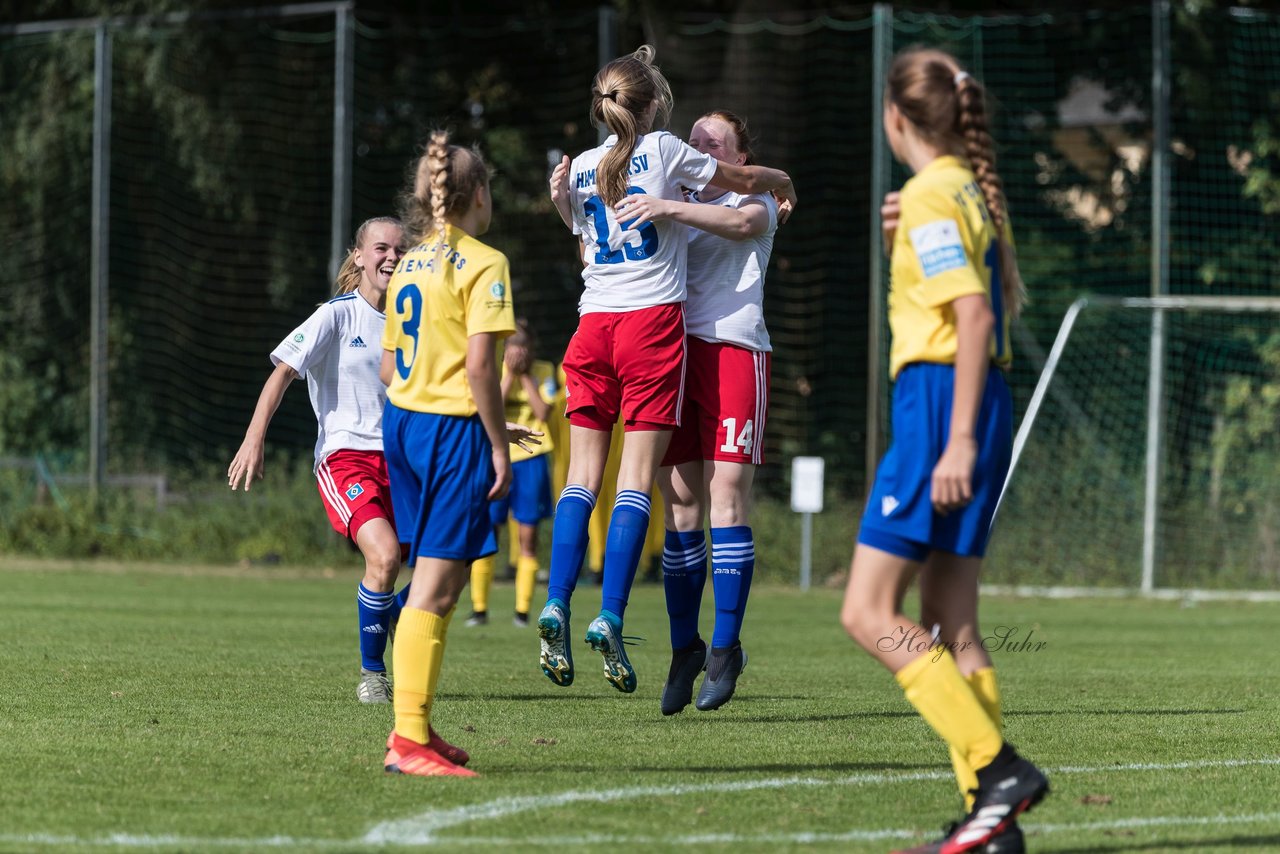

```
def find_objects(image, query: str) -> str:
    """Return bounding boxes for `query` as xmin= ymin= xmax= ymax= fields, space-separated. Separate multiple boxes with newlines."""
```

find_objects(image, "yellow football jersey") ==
xmin=887 ymin=155 xmax=1013 ymax=379
xmin=505 ymin=358 xmax=557 ymax=463
xmin=382 ymin=224 xmax=516 ymax=415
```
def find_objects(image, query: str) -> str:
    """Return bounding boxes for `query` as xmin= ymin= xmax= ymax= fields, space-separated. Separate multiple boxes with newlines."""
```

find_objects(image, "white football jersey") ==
xmin=270 ymin=291 xmax=386 ymax=469
xmin=569 ymin=131 xmax=719 ymax=313
xmin=684 ymin=190 xmax=777 ymax=352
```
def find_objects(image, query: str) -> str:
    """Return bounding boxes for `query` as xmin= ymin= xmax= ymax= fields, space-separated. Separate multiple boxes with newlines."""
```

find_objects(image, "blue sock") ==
xmin=357 ymin=583 xmax=396 ymax=672
xmin=710 ymin=526 xmax=755 ymax=648
xmin=389 ymin=583 xmax=411 ymax=624
xmin=663 ymin=529 xmax=707 ymax=649
xmin=600 ymin=490 xmax=652 ymax=621
xmin=546 ymin=484 xmax=597 ymax=610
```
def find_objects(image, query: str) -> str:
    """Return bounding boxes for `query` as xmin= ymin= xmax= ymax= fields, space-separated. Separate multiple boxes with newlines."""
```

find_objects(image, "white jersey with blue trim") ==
xmin=684 ymin=190 xmax=777 ymax=352
xmin=270 ymin=290 xmax=387 ymax=470
xmin=568 ymin=130 xmax=719 ymax=314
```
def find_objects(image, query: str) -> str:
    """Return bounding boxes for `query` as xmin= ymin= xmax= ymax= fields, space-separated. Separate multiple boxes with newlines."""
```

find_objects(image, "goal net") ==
xmin=986 ymin=296 xmax=1280 ymax=594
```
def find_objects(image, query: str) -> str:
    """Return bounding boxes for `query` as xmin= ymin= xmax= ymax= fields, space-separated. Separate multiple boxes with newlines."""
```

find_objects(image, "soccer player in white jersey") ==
xmin=539 ymin=45 xmax=796 ymax=695
xmin=228 ymin=217 xmax=408 ymax=705
xmin=612 ymin=110 xmax=777 ymax=715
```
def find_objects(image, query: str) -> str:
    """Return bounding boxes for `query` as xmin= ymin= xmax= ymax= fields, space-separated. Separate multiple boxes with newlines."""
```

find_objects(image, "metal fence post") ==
xmin=1143 ymin=0 xmax=1172 ymax=594
xmin=90 ymin=22 xmax=112 ymax=499
xmin=865 ymin=4 xmax=892 ymax=496
xmin=597 ymin=5 xmax=616 ymax=145
xmin=330 ymin=3 xmax=354 ymax=285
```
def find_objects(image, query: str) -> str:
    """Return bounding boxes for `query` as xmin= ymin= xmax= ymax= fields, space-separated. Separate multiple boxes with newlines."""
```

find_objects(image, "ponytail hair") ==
xmin=333 ymin=215 xmax=404 ymax=296
xmin=400 ymin=130 xmax=491 ymax=246
xmin=591 ymin=45 xmax=673 ymax=207
xmin=887 ymin=47 xmax=1026 ymax=319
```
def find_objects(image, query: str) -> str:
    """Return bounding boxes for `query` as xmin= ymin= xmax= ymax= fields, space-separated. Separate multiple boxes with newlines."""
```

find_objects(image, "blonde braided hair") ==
xmin=954 ymin=73 xmax=1025 ymax=319
xmin=400 ymin=130 xmax=490 ymax=247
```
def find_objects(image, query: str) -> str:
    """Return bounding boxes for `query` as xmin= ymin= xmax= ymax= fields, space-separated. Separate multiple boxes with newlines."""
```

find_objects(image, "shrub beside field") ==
xmin=0 ymin=458 xmax=862 ymax=587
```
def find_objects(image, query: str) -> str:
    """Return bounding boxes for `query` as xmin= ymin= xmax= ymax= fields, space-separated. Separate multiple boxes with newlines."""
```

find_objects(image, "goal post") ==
xmin=989 ymin=295 xmax=1280 ymax=596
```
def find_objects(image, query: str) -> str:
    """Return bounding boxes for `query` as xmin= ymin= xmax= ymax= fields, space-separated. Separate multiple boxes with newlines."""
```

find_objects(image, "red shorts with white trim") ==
xmin=316 ymin=449 xmax=395 ymax=541
xmin=563 ymin=302 xmax=686 ymax=431
xmin=662 ymin=338 xmax=771 ymax=467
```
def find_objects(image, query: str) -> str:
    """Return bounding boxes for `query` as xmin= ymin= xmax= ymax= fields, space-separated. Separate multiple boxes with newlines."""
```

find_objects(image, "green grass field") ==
xmin=1 ymin=557 xmax=1277 ymax=853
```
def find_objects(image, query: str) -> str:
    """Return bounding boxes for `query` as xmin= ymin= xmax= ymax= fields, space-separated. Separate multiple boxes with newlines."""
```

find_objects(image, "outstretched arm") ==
xmin=613 ymin=195 xmax=771 ymax=242
xmin=709 ymin=161 xmax=796 ymax=222
xmin=228 ymin=361 xmax=299 ymax=491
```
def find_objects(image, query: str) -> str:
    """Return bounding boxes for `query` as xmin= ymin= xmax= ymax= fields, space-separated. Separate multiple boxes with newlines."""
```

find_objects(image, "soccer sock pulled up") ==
xmin=710 ymin=525 xmax=755 ymax=649
xmin=662 ymin=528 xmax=707 ymax=649
xmin=392 ymin=607 xmax=448 ymax=744
xmin=469 ymin=556 xmax=495 ymax=614
xmin=545 ymin=485 xmax=597 ymax=609
xmin=357 ymin=583 xmax=395 ymax=672
xmin=514 ymin=553 xmax=539 ymax=616
xmin=600 ymin=490 xmax=652 ymax=621
xmin=951 ymin=666 xmax=1003 ymax=809
xmin=426 ymin=606 xmax=456 ymax=702
xmin=895 ymin=647 xmax=1003 ymax=775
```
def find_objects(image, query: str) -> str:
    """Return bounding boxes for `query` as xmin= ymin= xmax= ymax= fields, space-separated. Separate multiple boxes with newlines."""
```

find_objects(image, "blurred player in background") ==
xmin=468 ymin=318 xmax=557 ymax=628
xmin=379 ymin=130 xmax=515 ymax=777
xmin=227 ymin=216 xmax=409 ymax=706
xmin=839 ymin=47 xmax=1048 ymax=853
xmin=619 ymin=109 xmax=778 ymax=716
xmin=540 ymin=44 xmax=796 ymax=695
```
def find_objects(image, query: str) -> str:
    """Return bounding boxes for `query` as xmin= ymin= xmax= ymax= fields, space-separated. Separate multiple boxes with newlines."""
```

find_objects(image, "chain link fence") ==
xmin=3 ymin=4 xmax=1278 ymax=585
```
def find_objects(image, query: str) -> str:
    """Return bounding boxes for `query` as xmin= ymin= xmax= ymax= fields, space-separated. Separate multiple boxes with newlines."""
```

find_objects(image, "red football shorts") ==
xmin=316 ymin=448 xmax=395 ymax=540
xmin=563 ymin=302 xmax=686 ymax=432
xmin=662 ymin=338 xmax=771 ymax=467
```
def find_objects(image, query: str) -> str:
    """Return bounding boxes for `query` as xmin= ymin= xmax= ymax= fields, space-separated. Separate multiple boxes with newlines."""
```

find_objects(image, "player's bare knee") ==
xmin=708 ymin=501 xmax=747 ymax=528
xmin=667 ymin=499 xmax=702 ymax=531
xmin=365 ymin=551 xmax=399 ymax=588
xmin=840 ymin=602 xmax=877 ymax=646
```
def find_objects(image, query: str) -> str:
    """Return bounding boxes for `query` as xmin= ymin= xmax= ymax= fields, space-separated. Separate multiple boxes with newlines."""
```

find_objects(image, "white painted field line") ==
xmin=366 ymin=756 xmax=1280 ymax=845
xmin=364 ymin=769 xmax=951 ymax=844
xmin=391 ymin=811 xmax=1280 ymax=845
xmin=0 ymin=833 xmax=344 ymax=848
xmin=4 ymin=756 xmax=1277 ymax=849
xmin=8 ymin=810 xmax=1280 ymax=849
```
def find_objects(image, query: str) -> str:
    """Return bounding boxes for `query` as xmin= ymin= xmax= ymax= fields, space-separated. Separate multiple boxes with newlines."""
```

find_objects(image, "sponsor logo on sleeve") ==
xmin=484 ymin=281 xmax=509 ymax=310
xmin=908 ymin=219 xmax=968 ymax=278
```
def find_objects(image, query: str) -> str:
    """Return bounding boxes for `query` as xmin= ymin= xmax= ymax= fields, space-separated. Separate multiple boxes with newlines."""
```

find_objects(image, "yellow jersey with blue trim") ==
xmin=382 ymin=224 xmax=516 ymax=415
xmin=887 ymin=155 xmax=1014 ymax=380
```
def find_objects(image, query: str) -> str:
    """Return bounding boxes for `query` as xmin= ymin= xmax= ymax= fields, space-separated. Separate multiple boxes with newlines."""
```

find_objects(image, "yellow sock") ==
xmin=469 ymin=557 xmax=495 ymax=613
xmin=588 ymin=505 xmax=607 ymax=574
xmin=508 ymin=519 xmax=520 ymax=568
xmin=949 ymin=667 xmax=1003 ymax=809
xmin=895 ymin=649 xmax=1003 ymax=775
xmin=425 ymin=606 xmax=456 ymax=701
xmin=969 ymin=667 xmax=1002 ymax=728
xmin=514 ymin=554 xmax=538 ymax=615
xmin=392 ymin=607 xmax=447 ymax=743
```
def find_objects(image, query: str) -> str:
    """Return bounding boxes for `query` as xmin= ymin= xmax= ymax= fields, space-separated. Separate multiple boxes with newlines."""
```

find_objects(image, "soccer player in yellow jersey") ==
xmin=467 ymin=319 xmax=558 ymax=628
xmin=378 ymin=130 xmax=516 ymax=778
xmin=839 ymin=49 xmax=1049 ymax=853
